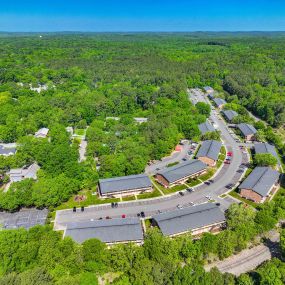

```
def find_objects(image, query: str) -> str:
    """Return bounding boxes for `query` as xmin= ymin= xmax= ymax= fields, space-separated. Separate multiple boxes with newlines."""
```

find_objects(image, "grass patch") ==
xmin=220 ymin=193 xmax=227 ymax=198
xmin=74 ymin=128 xmax=85 ymax=136
xmin=122 ymin=196 xmax=136 ymax=202
xmin=162 ymin=184 xmax=187 ymax=194
xmin=228 ymin=189 xmax=257 ymax=208
xmin=55 ymin=189 xmax=120 ymax=211
xmin=137 ymin=188 xmax=161 ymax=200
xmin=186 ymin=178 xmax=201 ymax=187
xmin=166 ymin=161 xmax=179 ymax=167
xmin=144 ymin=219 xmax=152 ymax=233
xmin=199 ymin=169 xmax=216 ymax=182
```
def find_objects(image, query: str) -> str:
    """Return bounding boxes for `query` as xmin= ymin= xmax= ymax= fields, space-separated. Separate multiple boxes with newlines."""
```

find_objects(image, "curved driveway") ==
xmin=54 ymin=90 xmax=249 ymax=230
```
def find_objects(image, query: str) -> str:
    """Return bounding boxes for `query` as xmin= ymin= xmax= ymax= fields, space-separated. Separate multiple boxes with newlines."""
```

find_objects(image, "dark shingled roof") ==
xmin=196 ymin=140 xmax=222 ymax=161
xmin=204 ymin=86 xmax=214 ymax=92
xmin=222 ymin=110 xmax=238 ymax=121
xmin=99 ymin=174 xmax=152 ymax=195
xmin=237 ymin=123 xmax=257 ymax=136
xmin=239 ymin=167 xmax=280 ymax=197
xmin=254 ymin=143 xmax=278 ymax=159
xmin=198 ymin=121 xmax=215 ymax=135
xmin=157 ymin=160 xmax=207 ymax=184
xmin=65 ymin=218 xmax=143 ymax=244
xmin=213 ymin=98 xmax=226 ymax=107
xmin=153 ymin=203 xmax=225 ymax=236
xmin=0 ymin=145 xmax=16 ymax=155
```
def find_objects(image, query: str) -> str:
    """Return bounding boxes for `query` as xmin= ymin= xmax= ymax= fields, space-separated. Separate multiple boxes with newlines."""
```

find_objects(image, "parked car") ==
xmin=224 ymin=160 xmax=230 ymax=164
xmin=226 ymin=183 xmax=233 ymax=189
xmin=182 ymin=158 xmax=187 ymax=161
xmin=177 ymin=204 xmax=183 ymax=209
xmin=187 ymin=188 xmax=194 ymax=192
xmin=204 ymin=181 xmax=211 ymax=185
xmin=122 ymin=214 xmax=126 ymax=218
xmin=227 ymin=152 xmax=233 ymax=156
xmin=179 ymin=191 xmax=185 ymax=196
xmin=140 ymin=211 xmax=145 ymax=218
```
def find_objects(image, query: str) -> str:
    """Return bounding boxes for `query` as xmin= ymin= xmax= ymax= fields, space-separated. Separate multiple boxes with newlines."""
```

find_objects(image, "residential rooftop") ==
xmin=213 ymin=98 xmax=226 ymax=107
xmin=196 ymin=140 xmax=222 ymax=161
xmin=35 ymin=127 xmax=49 ymax=138
xmin=152 ymin=203 xmax=225 ymax=236
xmin=222 ymin=110 xmax=238 ymax=121
xmin=203 ymin=86 xmax=214 ymax=92
xmin=0 ymin=143 xmax=17 ymax=156
xmin=8 ymin=163 xmax=40 ymax=183
xmin=64 ymin=217 xmax=143 ymax=244
xmin=239 ymin=167 xmax=280 ymax=197
xmin=237 ymin=123 xmax=257 ymax=136
xmin=198 ymin=121 xmax=215 ymax=135
xmin=99 ymin=174 xmax=152 ymax=195
xmin=156 ymin=159 xmax=207 ymax=184
xmin=254 ymin=142 xmax=278 ymax=159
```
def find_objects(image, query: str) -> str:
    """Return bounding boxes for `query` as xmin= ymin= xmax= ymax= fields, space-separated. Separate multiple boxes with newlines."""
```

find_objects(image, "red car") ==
xmin=227 ymin=152 xmax=233 ymax=156
xmin=224 ymin=160 xmax=231 ymax=164
xmin=122 ymin=214 xmax=126 ymax=218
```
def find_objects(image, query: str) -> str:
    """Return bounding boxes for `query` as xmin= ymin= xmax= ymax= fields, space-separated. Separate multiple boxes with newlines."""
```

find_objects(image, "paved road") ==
xmin=54 ymin=89 xmax=249 ymax=230
xmin=205 ymin=230 xmax=280 ymax=276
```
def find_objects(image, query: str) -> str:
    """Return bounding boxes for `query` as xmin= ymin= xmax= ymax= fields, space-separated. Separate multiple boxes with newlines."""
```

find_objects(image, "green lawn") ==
xmin=137 ymin=188 xmax=161 ymax=200
xmin=122 ymin=196 xmax=136 ymax=202
xmin=55 ymin=189 xmax=120 ymax=211
xmin=166 ymin=161 xmax=179 ymax=167
xmin=198 ymin=169 xmax=216 ymax=182
xmin=162 ymin=184 xmax=187 ymax=194
xmin=186 ymin=179 xmax=201 ymax=187
xmin=74 ymin=128 xmax=86 ymax=136
xmin=228 ymin=188 xmax=258 ymax=208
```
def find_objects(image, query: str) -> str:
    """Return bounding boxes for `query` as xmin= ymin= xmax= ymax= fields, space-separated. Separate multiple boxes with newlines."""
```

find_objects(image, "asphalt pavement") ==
xmin=54 ymin=89 xmax=249 ymax=230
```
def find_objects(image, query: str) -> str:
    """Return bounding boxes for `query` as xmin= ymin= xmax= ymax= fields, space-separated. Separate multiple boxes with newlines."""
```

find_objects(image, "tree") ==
xmin=236 ymin=274 xmax=254 ymax=285
xmin=196 ymin=102 xmax=211 ymax=117
xmin=201 ymin=131 xmax=220 ymax=141
xmin=226 ymin=203 xmax=256 ymax=230
xmin=254 ymin=153 xmax=278 ymax=167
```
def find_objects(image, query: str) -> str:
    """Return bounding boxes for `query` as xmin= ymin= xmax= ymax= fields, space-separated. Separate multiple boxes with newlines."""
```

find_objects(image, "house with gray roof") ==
xmin=35 ymin=128 xmax=49 ymax=138
xmin=254 ymin=142 xmax=278 ymax=159
xmin=198 ymin=121 xmax=215 ymax=135
xmin=239 ymin=167 xmax=280 ymax=203
xmin=213 ymin=98 xmax=226 ymax=109
xmin=152 ymin=203 xmax=225 ymax=237
xmin=237 ymin=123 xmax=257 ymax=141
xmin=98 ymin=174 xmax=152 ymax=198
xmin=203 ymin=86 xmax=214 ymax=94
xmin=155 ymin=160 xmax=207 ymax=188
xmin=8 ymin=163 xmax=40 ymax=183
xmin=222 ymin=110 xmax=238 ymax=122
xmin=64 ymin=218 xmax=144 ymax=244
xmin=196 ymin=140 xmax=222 ymax=166
xmin=0 ymin=143 xmax=17 ymax=156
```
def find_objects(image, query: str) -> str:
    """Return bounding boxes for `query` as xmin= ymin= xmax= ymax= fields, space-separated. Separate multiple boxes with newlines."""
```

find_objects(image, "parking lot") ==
xmin=0 ymin=208 xmax=48 ymax=229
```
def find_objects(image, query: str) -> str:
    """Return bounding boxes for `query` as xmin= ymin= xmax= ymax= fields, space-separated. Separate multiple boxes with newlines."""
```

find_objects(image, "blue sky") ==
xmin=0 ymin=0 xmax=285 ymax=32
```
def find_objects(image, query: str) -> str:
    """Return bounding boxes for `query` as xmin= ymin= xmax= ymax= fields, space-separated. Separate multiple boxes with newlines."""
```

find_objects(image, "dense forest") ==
xmin=0 ymin=33 xmax=285 ymax=284
xmin=1 ymin=198 xmax=285 ymax=284
xmin=0 ymin=33 xmax=285 ymax=210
